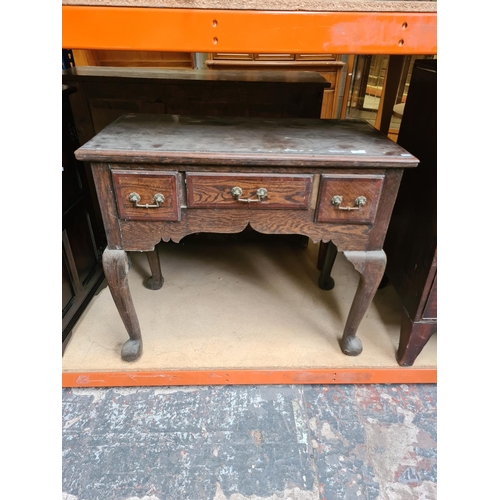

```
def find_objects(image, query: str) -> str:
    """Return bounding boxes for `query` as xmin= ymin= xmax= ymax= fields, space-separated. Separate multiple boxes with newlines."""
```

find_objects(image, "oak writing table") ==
xmin=75 ymin=114 xmax=418 ymax=362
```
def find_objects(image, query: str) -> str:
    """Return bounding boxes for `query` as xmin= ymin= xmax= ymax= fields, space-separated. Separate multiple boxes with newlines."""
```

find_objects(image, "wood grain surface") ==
xmin=118 ymin=208 xmax=372 ymax=250
xmin=186 ymin=173 xmax=312 ymax=209
xmin=63 ymin=67 xmax=331 ymax=85
xmin=75 ymin=114 xmax=419 ymax=168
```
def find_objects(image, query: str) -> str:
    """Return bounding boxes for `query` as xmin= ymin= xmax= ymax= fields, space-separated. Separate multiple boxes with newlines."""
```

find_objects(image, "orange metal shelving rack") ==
xmin=62 ymin=6 xmax=437 ymax=55
xmin=61 ymin=3 xmax=437 ymax=387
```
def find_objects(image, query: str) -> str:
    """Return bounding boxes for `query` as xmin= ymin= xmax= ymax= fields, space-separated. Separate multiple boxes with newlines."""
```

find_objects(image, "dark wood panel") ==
xmin=65 ymin=210 xmax=99 ymax=286
xmin=62 ymin=86 xmax=106 ymax=345
xmin=382 ymin=59 xmax=437 ymax=366
xmin=422 ymin=274 xmax=437 ymax=320
xmin=397 ymin=312 xmax=437 ymax=367
xmin=384 ymin=59 xmax=437 ymax=320
xmin=186 ymin=173 xmax=312 ymax=209
xmin=62 ymin=253 xmax=76 ymax=313
xmin=63 ymin=67 xmax=330 ymax=143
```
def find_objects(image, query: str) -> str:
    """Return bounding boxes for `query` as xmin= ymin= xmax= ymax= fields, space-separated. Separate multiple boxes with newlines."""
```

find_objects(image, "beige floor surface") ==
xmin=62 ymin=239 xmax=437 ymax=372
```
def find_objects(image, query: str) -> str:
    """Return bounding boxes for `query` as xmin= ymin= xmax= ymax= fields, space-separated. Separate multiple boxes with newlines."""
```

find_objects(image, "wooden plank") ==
xmin=62 ymin=367 xmax=437 ymax=387
xmin=62 ymin=66 xmax=331 ymax=85
xmin=62 ymin=7 xmax=437 ymax=55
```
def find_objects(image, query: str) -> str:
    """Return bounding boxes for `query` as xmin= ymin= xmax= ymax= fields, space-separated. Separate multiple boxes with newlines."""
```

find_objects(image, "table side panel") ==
xmin=368 ymin=169 xmax=404 ymax=250
xmin=422 ymin=273 xmax=437 ymax=320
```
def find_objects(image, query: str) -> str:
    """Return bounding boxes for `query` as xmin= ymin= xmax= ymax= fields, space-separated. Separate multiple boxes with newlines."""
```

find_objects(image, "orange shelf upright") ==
xmin=62 ymin=6 xmax=437 ymax=55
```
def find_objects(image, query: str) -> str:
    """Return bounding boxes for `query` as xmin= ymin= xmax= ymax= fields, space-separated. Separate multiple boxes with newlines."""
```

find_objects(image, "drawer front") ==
xmin=316 ymin=174 xmax=384 ymax=223
xmin=186 ymin=173 xmax=313 ymax=209
xmin=112 ymin=170 xmax=180 ymax=221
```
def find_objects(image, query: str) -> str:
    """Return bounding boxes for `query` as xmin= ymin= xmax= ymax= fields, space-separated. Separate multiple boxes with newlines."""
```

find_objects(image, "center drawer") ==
xmin=186 ymin=173 xmax=313 ymax=209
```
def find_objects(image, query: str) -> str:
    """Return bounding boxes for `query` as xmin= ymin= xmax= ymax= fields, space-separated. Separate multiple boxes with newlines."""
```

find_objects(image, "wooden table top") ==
xmin=76 ymin=114 xmax=419 ymax=167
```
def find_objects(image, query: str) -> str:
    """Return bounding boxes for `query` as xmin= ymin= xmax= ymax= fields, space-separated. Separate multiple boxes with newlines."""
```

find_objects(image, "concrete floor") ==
xmin=62 ymin=383 xmax=437 ymax=500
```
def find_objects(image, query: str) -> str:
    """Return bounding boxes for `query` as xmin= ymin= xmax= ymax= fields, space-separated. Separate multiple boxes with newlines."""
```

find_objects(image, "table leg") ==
xmin=341 ymin=250 xmax=387 ymax=356
xmin=317 ymin=241 xmax=327 ymax=270
xmin=397 ymin=310 xmax=437 ymax=366
xmin=145 ymin=246 xmax=164 ymax=290
xmin=318 ymin=241 xmax=338 ymax=290
xmin=102 ymin=247 xmax=143 ymax=362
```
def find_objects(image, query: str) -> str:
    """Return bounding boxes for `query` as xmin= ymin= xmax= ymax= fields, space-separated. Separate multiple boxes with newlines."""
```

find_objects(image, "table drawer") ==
xmin=186 ymin=173 xmax=313 ymax=209
xmin=112 ymin=170 xmax=180 ymax=221
xmin=316 ymin=174 xmax=384 ymax=223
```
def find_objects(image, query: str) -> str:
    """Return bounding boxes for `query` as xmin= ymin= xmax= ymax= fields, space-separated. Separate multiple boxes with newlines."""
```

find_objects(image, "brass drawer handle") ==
xmin=129 ymin=192 xmax=166 ymax=208
xmin=231 ymin=186 xmax=268 ymax=203
xmin=331 ymin=195 xmax=367 ymax=211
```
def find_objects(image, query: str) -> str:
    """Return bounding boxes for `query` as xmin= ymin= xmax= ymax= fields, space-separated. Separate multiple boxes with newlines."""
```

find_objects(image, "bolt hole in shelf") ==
xmin=213 ymin=37 xmax=218 ymax=45
xmin=402 ymin=22 xmax=408 ymax=29
xmin=398 ymin=39 xmax=405 ymax=47
xmin=212 ymin=19 xmax=218 ymax=27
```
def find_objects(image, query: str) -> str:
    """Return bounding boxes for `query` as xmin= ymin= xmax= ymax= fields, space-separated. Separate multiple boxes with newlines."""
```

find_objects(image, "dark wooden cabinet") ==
xmin=62 ymin=85 xmax=106 ymax=351
xmin=382 ymin=59 xmax=437 ymax=366
xmin=61 ymin=67 xmax=331 ymax=143
xmin=205 ymin=53 xmax=344 ymax=118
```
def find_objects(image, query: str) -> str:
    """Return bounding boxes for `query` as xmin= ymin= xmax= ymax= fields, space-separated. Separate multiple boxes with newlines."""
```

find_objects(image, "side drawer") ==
xmin=316 ymin=174 xmax=384 ymax=224
xmin=111 ymin=170 xmax=180 ymax=221
xmin=186 ymin=173 xmax=313 ymax=209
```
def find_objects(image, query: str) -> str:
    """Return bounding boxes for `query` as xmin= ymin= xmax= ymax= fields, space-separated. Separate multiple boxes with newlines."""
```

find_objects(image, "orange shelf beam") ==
xmin=62 ymin=6 xmax=437 ymax=55
xmin=63 ymin=368 xmax=437 ymax=388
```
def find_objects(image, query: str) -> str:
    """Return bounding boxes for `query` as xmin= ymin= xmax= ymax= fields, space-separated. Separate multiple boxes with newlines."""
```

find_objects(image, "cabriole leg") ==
xmin=341 ymin=250 xmax=387 ymax=356
xmin=145 ymin=246 xmax=164 ymax=290
xmin=102 ymin=247 xmax=143 ymax=362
